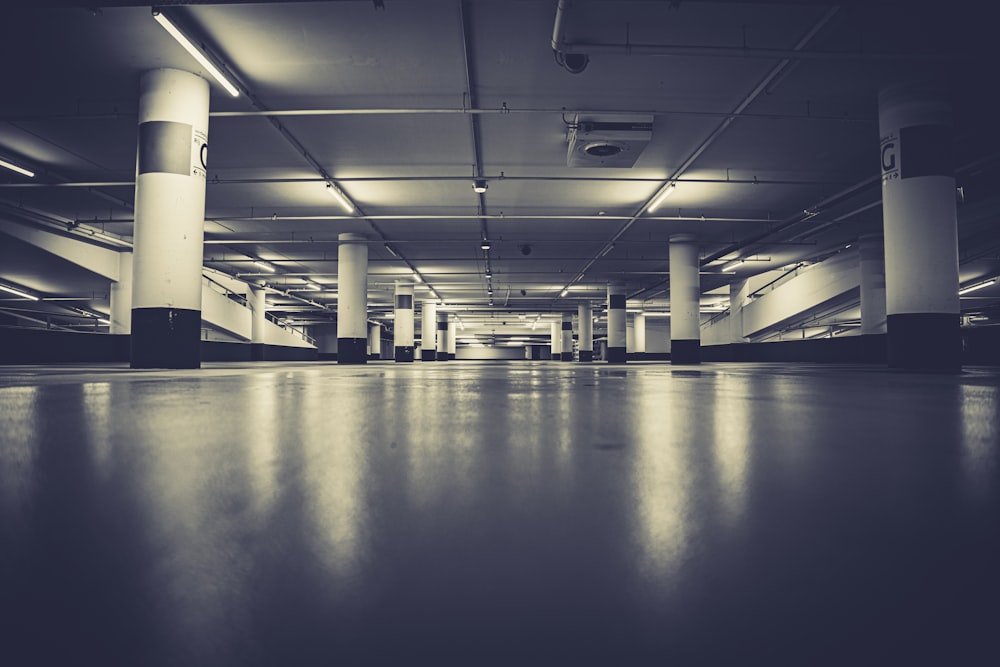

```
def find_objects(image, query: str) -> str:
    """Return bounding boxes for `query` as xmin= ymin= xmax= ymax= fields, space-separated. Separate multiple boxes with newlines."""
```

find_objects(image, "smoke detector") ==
xmin=567 ymin=114 xmax=654 ymax=168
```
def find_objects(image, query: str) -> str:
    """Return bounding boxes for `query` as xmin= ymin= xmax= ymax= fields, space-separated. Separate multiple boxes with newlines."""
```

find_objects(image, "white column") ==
xmin=394 ymin=281 xmax=415 ymax=362
xmin=607 ymin=283 xmax=626 ymax=363
xmin=879 ymin=81 xmax=960 ymax=371
xmin=860 ymin=234 xmax=888 ymax=336
xmin=368 ymin=323 xmax=381 ymax=360
xmin=336 ymin=232 xmax=368 ymax=364
xmin=561 ymin=312 xmax=574 ymax=361
xmin=578 ymin=304 xmax=593 ymax=362
xmin=436 ymin=311 xmax=449 ymax=360
xmin=421 ymin=301 xmax=437 ymax=361
xmin=633 ymin=312 xmax=647 ymax=358
xmin=730 ymin=279 xmax=747 ymax=344
xmin=448 ymin=320 xmax=457 ymax=359
xmin=109 ymin=251 xmax=133 ymax=335
xmin=249 ymin=285 xmax=267 ymax=360
xmin=130 ymin=68 xmax=209 ymax=369
xmin=669 ymin=234 xmax=701 ymax=364
xmin=550 ymin=321 xmax=561 ymax=359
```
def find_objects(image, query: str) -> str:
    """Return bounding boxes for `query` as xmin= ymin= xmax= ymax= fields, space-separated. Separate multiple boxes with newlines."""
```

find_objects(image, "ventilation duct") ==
xmin=566 ymin=114 xmax=653 ymax=168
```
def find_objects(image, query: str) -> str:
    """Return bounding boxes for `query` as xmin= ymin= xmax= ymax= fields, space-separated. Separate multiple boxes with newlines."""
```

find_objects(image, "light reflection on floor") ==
xmin=1 ymin=361 xmax=998 ymax=665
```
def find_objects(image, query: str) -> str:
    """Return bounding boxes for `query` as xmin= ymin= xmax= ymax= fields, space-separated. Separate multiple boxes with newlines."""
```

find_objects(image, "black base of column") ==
xmin=671 ymin=339 xmax=701 ymax=364
xmin=437 ymin=352 xmax=452 ymax=361
xmin=368 ymin=353 xmax=381 ymax=361
xmin=628 ymin=352 xmax=647 ymax=361
xmin=131 ymin=307 xmax=200 ymax=369
xmin=395 ymin=346 xmax=415 ymax=362
xmin=578 ymin=351 xmax=593 ymax=362
xmin=606 ymin=347 xmax=627 ymax=364
xmin=337 ymin=338 xmax=368 ymax=364
xmin=887 ymin=313 xmax=961 ymax=372
xmin=560 ymin=352 xmax=573 ymax=361
xmin=421 ymin=349 xmax=437 ymax=361
xmin=251 ymin=343 xmax=265 ymax=361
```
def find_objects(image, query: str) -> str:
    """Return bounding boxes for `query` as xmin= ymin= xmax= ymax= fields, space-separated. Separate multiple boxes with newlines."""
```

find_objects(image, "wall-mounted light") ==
xmin=959 ymin=278 xmax=997 ymax=295
xmin=151 ymin=8 xmax=240 ymax=97
xmin=473 ymin=179 xmax=488 ymax=193
xmin=326 ymin=182 xmax=355 ymax=213
xmin=0 ymin=283 xmax=39 ymax=301
xmin=0 ymin=157 xmax=34 ymax=178
xmin=647 ymin=182 xmax=676 ymax=213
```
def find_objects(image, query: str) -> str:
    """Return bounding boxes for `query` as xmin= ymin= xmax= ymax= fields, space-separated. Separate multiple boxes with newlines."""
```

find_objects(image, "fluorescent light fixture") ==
xmin=647 ymin=182 xmax=676 ymax=213
xmin=98 ymin=318 xmax=111 ymax=325
xmin=0 ymin=284 xmax=39 ymax=301
xmin=559 ymin=289 xmax=569 ymax=297
xmin=485 ymin=270 xmax=492 ymax=279
xmin=473 ymin=179 xmax=488 ymax=193
xmin=326 ymin=182 xmax=355 ymax=212
xmin=480 ymin=240 xmax=491 ymax=251
xmin=151 ymin=8 xmax=240 ymax=97
xmin=384 ymin=243 xmax=399 ymax=257
xmin=253 ymin=260 xmax=275 ymax=273
xmin=723 ymin=259 xmax=746 ymax=272
xmin=305 ymin=281 xmax=322 ymax=290
xmin=0 ymin=157 xmax=34 ymax=178
xmin=599 ymin=244 xmax=614 ymax=257
xmin=959 ymin=278 xmax=997 ymax=295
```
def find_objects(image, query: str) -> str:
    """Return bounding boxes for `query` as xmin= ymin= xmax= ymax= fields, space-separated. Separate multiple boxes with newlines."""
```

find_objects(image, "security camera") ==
xmin=520 ymin=244 xmax=532 ymax=256
xmin=520 ymin=289 xmax=527 ymax=296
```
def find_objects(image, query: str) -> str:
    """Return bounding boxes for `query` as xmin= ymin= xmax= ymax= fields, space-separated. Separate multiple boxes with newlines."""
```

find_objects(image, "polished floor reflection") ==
xmin=1 ymin=361 xmax=998 ymax=665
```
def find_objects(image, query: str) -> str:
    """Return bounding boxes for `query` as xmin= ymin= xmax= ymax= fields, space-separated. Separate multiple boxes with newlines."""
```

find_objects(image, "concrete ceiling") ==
xmin=2 ymin=0 xmax=999 ymax=338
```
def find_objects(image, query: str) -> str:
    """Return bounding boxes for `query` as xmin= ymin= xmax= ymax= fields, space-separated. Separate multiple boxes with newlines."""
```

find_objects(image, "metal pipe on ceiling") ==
xmin=0 ymin=176 xmax=853 ymax=188
xmin=554 ymin=41 xmax=969 ymax=63
xmin=0 ymin=107 xmax=876 ymax=123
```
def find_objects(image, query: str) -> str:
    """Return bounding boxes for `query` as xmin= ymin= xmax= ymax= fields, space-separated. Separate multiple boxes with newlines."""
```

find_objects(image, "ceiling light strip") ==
xmin=0 ymin=158 xmax=34 ymax=178
xmin=0 ymin=284 xmax=40 ymax=301
xmin=959 ymin=278 xmax=997 ymax=295
xmin=151 ymin=8 xmax=240 ymax=97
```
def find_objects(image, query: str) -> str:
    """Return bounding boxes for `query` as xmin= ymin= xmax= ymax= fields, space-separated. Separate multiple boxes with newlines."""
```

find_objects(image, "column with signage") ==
xmin=394 ymin=281 xmax=415 ymax=362
xmin=130 ymin=68 xmax=209 ymax=368
xmin=578 ymin=304 xmax=593 ymax=362
xmin=879 ymin=82 xmax=960 ymax=371
xmin=607 ymin=283 xmax=627 ymax=363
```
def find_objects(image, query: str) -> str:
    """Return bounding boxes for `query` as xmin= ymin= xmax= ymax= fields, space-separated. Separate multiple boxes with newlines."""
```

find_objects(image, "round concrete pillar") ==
xmin=578 ymin=304 xmax=593 ymax=362
xmin=669 ymin=234 xmax=701 ymax=364
xmin=336 ymin=232 xmax=369 ymax=364
xmin=130 ymin=68 xmax=209 ymax=368
xmin=436 ymin=311 xmax=449 ymax=361
xmin=607 ymin=283 xmax=626 ymax=363
xmin=394 ymin=281 xmax=415 ymax=362
xmin=421 ymin=301 xmax=437 ymax=360
xmin=110 ymin=251 xmax=133 ymax=335
xmin=879 ymin=81 xmax=960 ymax=371
xmin=561 ymin=312 xmax=574 ymax=361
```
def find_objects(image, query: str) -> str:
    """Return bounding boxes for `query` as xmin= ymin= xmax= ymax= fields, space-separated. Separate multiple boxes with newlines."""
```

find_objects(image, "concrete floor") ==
xmin=1 ymin=360 xmax=998 ymax=666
